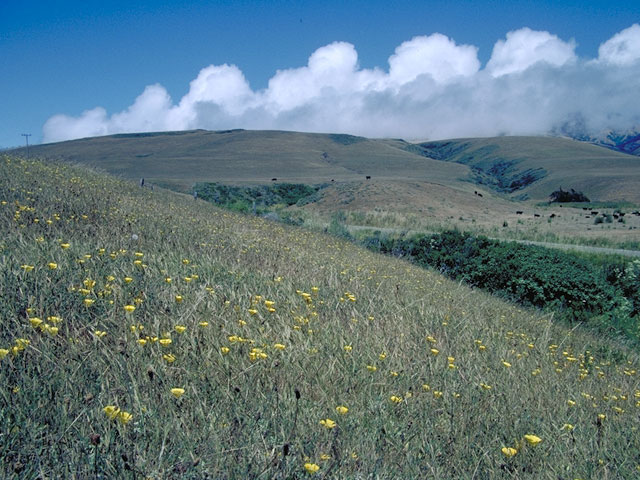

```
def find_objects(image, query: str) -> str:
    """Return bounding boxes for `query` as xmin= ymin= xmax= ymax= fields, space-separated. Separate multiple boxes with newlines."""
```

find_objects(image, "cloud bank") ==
xmin=43 ymin=24 xmax=640 ymax=142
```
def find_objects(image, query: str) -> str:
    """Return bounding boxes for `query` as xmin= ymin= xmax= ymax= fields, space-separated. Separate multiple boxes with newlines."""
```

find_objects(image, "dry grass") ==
xmin=1 ymin=154 xmax=639 ymax=478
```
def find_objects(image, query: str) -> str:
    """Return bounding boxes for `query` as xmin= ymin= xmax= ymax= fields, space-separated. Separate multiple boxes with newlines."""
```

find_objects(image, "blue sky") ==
xmin=1 ymin=0 xmax=639 ymax=148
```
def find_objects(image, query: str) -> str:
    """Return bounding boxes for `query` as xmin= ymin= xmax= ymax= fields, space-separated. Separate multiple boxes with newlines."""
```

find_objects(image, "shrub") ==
xmin=370 ymin=230 xmax=622 ymax=323
xmin=549 ymin=187 xmax=590 ymax=203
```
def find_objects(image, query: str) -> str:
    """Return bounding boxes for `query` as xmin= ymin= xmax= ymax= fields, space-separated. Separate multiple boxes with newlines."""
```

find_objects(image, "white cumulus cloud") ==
xmin=597 ymin=23 xmax=640 ymax=65
xmin=486 ymin=27 xmax=576 ymax=77
xmin=42 ymin=25 xmax=640 ymax=143
xmin=388 ymin=34 xmax=480 ymax=85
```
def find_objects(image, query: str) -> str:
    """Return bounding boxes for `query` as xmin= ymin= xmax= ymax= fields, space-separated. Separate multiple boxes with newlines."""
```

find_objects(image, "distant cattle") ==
xmin=534 ymin=214 xmax=540 ymax=217
xmin=516 ymin=211 xmax=523 ymax=215
xmin=550 ymin=213 xmax=556 ymax=218
xmin=477 ymin=193 xmax=483 ymax=198
xmin=271 ymin=178 xmax=277 ymax=181
xmin=366 ymin=176 xmax=371 ymax=180
xmin=591 ymin=211 xmax=598 ymax=215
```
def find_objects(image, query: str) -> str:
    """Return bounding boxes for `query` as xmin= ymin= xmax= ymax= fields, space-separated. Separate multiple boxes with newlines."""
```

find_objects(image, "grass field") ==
xmin=1 ymin=154 xmax=640 ymax=478
xmin=14 ymin=129 xmax=640 ymax=250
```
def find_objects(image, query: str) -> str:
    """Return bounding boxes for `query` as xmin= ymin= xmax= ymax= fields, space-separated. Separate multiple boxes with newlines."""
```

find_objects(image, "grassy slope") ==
xmin=19 ymin=129 xmax=468 ymax=190
xmin=1 ymin=154 xmax=639 ymax=478
xmin=419 ymin=136 xmax=640 ymax=202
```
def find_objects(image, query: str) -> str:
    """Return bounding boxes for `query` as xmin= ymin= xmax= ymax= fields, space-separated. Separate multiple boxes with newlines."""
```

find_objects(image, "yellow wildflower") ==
xmin=29 ymin=317 xmax=43 ymax=328
xmin=319 ymin=418 xmax=336 ymax=429
xmin=304 ymin=463 xmax=320 ymax=474
xmin=0 ymin=349 xmax=9 ymax=359
xmin=274 ymin=343 xmax=286 ymax=350
xmin=124 ymin=305 xmax=135 ymax=313
xmin=335 ymin=405 xmax=348 ymax=415
xmin=343 ymin=345 xmax=352 ymax=352
xmin=175 ymin=295 xmax=183 ymax=303
xmin=47 ymin=262 xmax=58 ymax=270
xmin=501 ymin=447 xmax=518 ymax=458
xmin=159 ymin=338 xmax=172 ymax=346
xmin=390 ymin=395 xmax=403 ymax=403
xmin=524 ymin=434 xmax=542 ymax=446
xmin=170 ymin=388 xmax=185 ymax=399
xmin=174 ymin=325 xmax=186 ymax=334
xmin=103 ymin=405 xmax=120 ymax=420
xmin=118 ymin=411 xmax=133 ymax=425
xmin=163 ymin=353 xmax=176 ymax=363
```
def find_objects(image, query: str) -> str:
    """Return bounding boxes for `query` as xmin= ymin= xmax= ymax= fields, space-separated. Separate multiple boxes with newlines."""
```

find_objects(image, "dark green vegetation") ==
xmin=363 ymin=230 xmax=640 ymax=342
xmin=12 ymin=129 xmax=640 ymax=203
xmin=549 ymin=188 xmax=590 ymax=203
xmin=193 ymin=182 xmax=321 ymax=213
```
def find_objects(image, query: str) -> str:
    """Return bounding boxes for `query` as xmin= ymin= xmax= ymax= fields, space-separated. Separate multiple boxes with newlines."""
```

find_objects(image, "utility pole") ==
xmin=21 ymin=133 xmax=31 ymax=158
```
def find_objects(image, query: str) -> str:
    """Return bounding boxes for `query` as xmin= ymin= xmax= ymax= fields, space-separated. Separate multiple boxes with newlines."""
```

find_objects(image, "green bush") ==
xmin=193 ymin=182 xmax=320 ymax=211
xmin=372 ymin=230 xmax=625 ymax=325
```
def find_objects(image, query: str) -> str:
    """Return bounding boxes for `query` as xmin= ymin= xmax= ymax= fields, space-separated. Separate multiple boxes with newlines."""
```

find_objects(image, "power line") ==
xmin=21 ymin=133 xmax=32 ymax=158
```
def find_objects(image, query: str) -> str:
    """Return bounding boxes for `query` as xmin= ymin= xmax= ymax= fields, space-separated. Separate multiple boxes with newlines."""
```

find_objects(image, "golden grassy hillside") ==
xmin=1 ymin=154 xmax=639 ymax=478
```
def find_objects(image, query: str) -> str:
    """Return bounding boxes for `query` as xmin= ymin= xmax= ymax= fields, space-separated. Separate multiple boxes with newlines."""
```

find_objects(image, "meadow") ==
xmin=1 ymin=154 xmax=640 ymax=478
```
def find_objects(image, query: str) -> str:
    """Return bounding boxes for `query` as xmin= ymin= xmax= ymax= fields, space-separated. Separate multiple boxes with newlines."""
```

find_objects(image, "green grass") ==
xmin=1 ymin=154 xmax=640 ymax=478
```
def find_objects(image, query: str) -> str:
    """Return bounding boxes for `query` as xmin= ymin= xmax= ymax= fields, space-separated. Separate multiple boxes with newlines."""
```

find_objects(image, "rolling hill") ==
xmin=13 ymin=129 xmax=640 ymax=204
xmin=14 ymin=129 xmax=468 ymax=191
xmin=417 ymin=136 xmax=640 ymax=202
